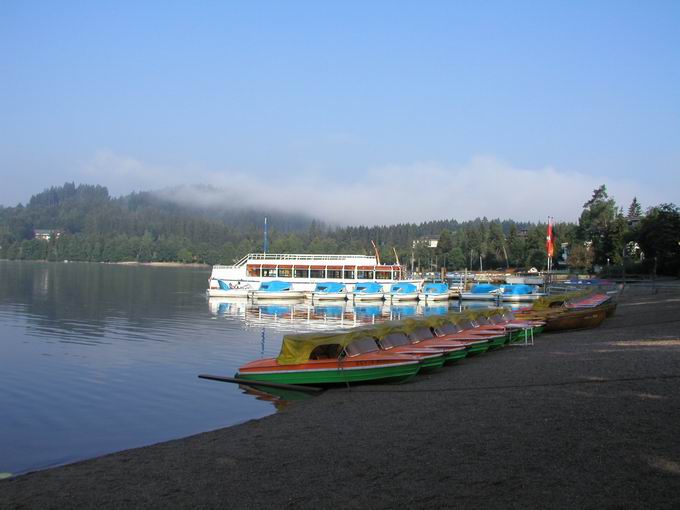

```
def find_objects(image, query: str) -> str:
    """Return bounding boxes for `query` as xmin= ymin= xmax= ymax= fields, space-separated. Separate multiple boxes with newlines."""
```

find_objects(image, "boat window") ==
xmin=294 ymin=269 xmax=309 ymax=278
xmin=344 ymin=270 xmax=355 ymax=279
xmin=408 ymin=328 xmax=433 ymax=343
xmin=357 ymin=270 xmax=374 ymax=279
xmin=345 ymin=337 xmax=380 ymax=356
xmin=327 ymin=270 xmax=342 ymax=279
xmin=247 ymin=266 xmax=259 ymax=277
xmin=375 ymin=271 xmax=391 ymax=280
xmin=262 ymin=268 xmax=276 ymax=277
xmin=310 ymin=269 xmax=324 ymax=279
xmin=380 ymin=333 xmax=410 ymax=348
xmin=309 ymin=344 xmax=343 ymax=360
xmin=278 ymin=268 xmax=292 ymax=278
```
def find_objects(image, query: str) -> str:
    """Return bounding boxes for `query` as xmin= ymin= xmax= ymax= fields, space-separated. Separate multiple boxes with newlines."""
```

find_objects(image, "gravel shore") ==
xmin=2 ymin=288 xmax=680 ymax=509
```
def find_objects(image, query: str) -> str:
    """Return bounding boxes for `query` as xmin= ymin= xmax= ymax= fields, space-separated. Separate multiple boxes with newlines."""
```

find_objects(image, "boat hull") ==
xmin=252 ymin=291 xmax=306 ymax=300
xmin=207 ymin=288 xmax=250 ymax=298
xmin=460 ymin=292 xmax=542 ymax=302
xmin=351 ymin=293 xmax=385 ymax=302
xmin=310 ymin=292 xmax=348 ymax=301
xmin=386 ymin=293 xmax=419 ymax=302
xmin=237 ymin=360 xmax=421 ymax=385
xmin=542 ymin=308 xmax=607 ymax=332
xmin=418 ymin=293 xmax=450 ymax=301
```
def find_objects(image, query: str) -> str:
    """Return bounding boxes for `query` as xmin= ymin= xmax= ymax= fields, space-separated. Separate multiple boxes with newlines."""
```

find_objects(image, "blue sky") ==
xmin=2 ymin=1 xmax=679 ymax=223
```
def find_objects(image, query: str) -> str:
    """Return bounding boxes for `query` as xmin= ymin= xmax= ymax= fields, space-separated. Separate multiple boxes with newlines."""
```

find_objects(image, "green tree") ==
xmin=578 ymin=185 xmax=626 ymax=265
xmin=637 ymin=203 xmax=680 ymax=276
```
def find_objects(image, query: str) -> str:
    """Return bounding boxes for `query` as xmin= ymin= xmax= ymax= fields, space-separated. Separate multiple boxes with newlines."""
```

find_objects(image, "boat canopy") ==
xmin=276 ymin=309 xmax=498 ymax=364
xmin=501 ymin=284 xmax=535 ymax=295
xmin=422 ymin=282 xmax=448 ymax=294
xmin=314 ymin=282 xmax=346 ymax=293
xmin=354 ymin=282 xmax=383 ymax=293
xmin=532 ymin=290 xmax=589 ymax=310
xmin=258 ymin=280 xmax=292 ymax=292
xmin=470 ymin=283 xmax=500 ymax=294
xmin=388 ymin=282 xmax=417 ymax=293
xmin=277 ymin=329 xmax=376 ymax=365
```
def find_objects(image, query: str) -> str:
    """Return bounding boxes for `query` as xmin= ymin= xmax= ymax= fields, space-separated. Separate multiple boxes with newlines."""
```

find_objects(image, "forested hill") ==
xmin=7 ymin=181 xmax=671 ymax=275
xmin=0 ymin=182 xmax=555 ymax=268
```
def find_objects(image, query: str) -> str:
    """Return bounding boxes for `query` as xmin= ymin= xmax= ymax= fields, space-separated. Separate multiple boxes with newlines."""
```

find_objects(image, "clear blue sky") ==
xmin=2 ymin=1 xmax=679 ymax=223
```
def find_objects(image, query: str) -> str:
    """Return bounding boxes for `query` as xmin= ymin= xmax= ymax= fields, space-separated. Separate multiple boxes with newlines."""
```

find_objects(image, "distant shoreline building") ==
xmin=33 ymin=229 xmax=62 ymax=241
xmin=413 ymin=235 xmax=439 ymax=249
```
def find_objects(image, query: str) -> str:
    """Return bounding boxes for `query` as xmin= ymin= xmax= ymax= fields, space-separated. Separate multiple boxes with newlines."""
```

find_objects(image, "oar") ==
xmin=198 ymin=374 xmax=324 ymax=394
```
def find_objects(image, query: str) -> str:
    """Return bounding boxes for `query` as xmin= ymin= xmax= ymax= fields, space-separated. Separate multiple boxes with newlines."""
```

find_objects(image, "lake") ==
xmin=0 ymin=260 xmax=492 ymax=475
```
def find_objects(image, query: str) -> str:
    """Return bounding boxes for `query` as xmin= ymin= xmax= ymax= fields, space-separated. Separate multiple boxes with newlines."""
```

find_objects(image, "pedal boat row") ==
xmin=237 ymin=311 xmax=544 ymax=385
xmin=210 ymin=279 xmax=452 ymax=302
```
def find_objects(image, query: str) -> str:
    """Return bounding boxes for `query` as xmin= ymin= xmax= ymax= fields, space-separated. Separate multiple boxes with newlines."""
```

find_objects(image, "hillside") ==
xmin=0 ymin=182 xmax=570 ymax=269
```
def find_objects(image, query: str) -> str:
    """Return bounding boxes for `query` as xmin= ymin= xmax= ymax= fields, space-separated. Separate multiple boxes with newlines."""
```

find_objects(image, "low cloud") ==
xmin=81 ymin=151 xmax=662 ymax=225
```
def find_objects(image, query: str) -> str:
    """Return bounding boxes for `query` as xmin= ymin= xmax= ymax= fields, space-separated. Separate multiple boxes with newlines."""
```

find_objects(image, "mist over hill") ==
xmin=0 ymin=182 xmax=568 ymax=269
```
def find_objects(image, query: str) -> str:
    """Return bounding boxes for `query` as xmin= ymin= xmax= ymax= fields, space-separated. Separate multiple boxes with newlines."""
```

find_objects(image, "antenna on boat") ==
xmin=370 ymin=240 xmax=381 ymax=265
xmin=264 ymin=217 xmax=268 ymax=255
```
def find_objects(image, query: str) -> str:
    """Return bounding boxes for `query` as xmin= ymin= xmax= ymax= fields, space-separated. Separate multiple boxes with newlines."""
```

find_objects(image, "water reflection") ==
xmin=0 ymin=260 xmax=512 ymax=475
xmin=206 ymin=296 xmax=509 ymax=332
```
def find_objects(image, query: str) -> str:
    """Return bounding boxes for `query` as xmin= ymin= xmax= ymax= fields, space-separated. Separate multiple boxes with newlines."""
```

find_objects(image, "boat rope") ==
xmin=339 ymin=348 xmax=351 ymax=392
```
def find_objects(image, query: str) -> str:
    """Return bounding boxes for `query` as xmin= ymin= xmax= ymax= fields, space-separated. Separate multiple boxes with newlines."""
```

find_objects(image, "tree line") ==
xmin=0 ymin=182 xmax=678 ymax=276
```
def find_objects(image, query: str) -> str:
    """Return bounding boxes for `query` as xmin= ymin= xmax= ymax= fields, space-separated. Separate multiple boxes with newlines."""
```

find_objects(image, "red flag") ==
xmin=546 ymin=218 xmax=554 ymax=258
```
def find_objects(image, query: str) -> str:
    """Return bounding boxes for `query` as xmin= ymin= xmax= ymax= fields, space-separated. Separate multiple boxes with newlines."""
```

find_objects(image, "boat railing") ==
xmin=213 ymin=253 xmax=379 ymax=269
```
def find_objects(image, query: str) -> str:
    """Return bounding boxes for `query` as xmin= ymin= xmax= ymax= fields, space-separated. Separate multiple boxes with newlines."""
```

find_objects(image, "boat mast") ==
xmin=264 ymin=217 xmax=268 ymax=255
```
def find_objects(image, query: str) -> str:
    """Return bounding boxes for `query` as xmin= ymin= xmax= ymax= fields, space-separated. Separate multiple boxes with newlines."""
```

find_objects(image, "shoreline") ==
xmin=0 ymin=259 xmax=210 ymax=269
xmin=2 ymin=287 xmax=680 ymax=508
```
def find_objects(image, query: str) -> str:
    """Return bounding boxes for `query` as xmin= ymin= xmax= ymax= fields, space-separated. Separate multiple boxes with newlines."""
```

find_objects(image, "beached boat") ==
xmin=403 ymin=323 xmax=495 ymax=357
xmin=418 ymin=282 xmax=450 ymax=302
xmin=385 ymin=282 xmax=419 ymax=302
xmin=237 ymin=333 xmax=422 ymax=385
xmin=513 ymin=292 xmax=611 ymax=332
xmin=208 ymin=253 xmax=422 ymax=293
xmin=430 ymin=323 xmax=494 ymax=355
xmin=308 ymin=282 xmax=347 ymax=301
xmin=375 ymin=331 xmax=465 ymax=364
xmin=252 ymin=281 xmax=305 ymax=300
xmin=350 ymin=282 xmax=385 ymax=302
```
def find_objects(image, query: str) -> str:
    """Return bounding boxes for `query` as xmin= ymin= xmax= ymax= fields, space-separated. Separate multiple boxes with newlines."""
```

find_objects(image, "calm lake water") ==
xmin=0 ymin=260 xmax=493 ymax=475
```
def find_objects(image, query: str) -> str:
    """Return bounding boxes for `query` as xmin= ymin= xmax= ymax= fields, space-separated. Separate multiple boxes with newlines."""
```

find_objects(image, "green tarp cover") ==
xmin=277 ymin=328 xmax=374 ymax=365
xmin=532 ymin=291 xmax=589 ymax=310
xmin=276 ymin=309 xmax=501 ymax=365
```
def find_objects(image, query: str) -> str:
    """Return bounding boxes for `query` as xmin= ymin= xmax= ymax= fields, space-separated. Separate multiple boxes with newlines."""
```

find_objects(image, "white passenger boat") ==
xmin=208 ymin=253 xmax=422 ymax=293
xmin=252 ymin=281 xmax=305 ymax=300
